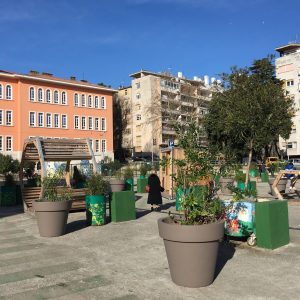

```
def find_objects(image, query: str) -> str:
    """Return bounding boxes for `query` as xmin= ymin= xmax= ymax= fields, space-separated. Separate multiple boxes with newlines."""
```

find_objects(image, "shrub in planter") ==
xmin=86 ymin=174 xmax=110 ymax=226
xmin=33 ymin=172 xmax=72 ymax=237
xmin=0 ymin=154 xmax=19 ymax=207
xmin=158 ymin=122 xmax=227 ymax=288
xmin=123 ymin=167 xmax=134 ymax=191
xmin=139 ymin=164 xmax=150 ymax=179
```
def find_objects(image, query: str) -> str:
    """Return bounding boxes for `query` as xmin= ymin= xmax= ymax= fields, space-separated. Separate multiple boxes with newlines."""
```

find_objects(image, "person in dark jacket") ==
xmin=147 ymin=171 xmax=164 ymax=211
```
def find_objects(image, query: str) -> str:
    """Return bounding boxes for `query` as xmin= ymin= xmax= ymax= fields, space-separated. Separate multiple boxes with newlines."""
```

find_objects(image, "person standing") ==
xmin=147 ymin=170 xmax=164 ymax=211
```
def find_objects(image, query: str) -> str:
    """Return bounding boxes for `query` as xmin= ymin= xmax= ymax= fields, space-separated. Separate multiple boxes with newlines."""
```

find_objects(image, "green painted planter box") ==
xmin=125 ymin=178 xmax=134 ymax=191
xmin=86 ymin=195 xmax=106 ymax=226
xmin=111 ymin=191 xmax=136 ymax=222
xmin=0 ymin=186 xmax=16 ymax=206
xmin=237 ymin=181 xmax=256 ymax=192
xmin=256 ymin=200 xmax=289 ymax=249
xmin=249 ymin=169 xmax=258 ymax=177
xmin=137 ymin=178 xmax=148 ymax=193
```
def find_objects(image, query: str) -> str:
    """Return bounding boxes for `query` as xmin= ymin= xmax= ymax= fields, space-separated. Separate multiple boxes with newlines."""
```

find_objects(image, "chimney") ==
xmin=80 ymin=79 xmax=88 ymax=83
xmin=29 ymin=70 xmax=39 ymax=75
xmin=70 ymin=76 xmax=76 ymax=80
xmin=42 ymin=72 xmax=53 ymax=76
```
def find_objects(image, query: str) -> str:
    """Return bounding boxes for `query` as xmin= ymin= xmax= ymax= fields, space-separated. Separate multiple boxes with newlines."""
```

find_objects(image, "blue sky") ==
xmin=0 ymin=0 xmax=299 ymax=87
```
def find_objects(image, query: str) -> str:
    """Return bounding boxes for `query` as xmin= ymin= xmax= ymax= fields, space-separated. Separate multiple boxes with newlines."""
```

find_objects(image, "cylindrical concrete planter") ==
xmin=109 ymin=179 xmax=125 ymax=192
xmin=268 ymin=178 xmax=287 ymax=197
xmin=33 ymin=200 xmax=72 ymax=237
xmin=158 ymin=217 xmax=224 ymax=288
xmin=219 ymin=177 xmax=234 ymax=194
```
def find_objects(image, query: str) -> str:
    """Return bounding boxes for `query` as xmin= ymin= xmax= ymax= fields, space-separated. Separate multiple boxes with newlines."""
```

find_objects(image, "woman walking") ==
xmin=147 ymin=170 xmax=164 ymax=211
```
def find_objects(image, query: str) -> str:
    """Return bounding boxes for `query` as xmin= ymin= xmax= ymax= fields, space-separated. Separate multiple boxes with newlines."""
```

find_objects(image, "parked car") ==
xmin=265 ymin=157 xmax=279 ymax=167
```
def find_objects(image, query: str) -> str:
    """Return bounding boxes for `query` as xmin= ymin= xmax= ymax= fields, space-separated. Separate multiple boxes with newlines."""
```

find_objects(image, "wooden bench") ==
xmin=22 ymin=187 xmax=88 ymax=212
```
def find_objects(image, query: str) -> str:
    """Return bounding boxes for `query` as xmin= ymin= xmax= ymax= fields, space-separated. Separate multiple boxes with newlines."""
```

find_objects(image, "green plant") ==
xmin=229 ymin=185 xmax=257 ymax=202
xmin=170 ymin=121 xmax=227 ymax=225
xmin=86 ymin=174 xmax=109 ymax=196
xmin=234 ymin=172 xmax=246 ymax=182
xmin=139 ymin=164 xmax=150 ymax=177
xmin=123 ymin=167 xmax=134 ymax=180
xmin=40 ymin=172 xmax=71 ymax=202
xmin=0 ymin=154 xmax=19 ymax=186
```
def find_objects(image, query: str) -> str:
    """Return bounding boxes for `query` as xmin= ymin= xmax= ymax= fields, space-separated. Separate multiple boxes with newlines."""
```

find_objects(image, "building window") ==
xmin=54 ymin=113 xmax=59 ymax=128
xmin=94 ymin=96 xmax=99 ymax=108
xmin=6 ymin=85 xmax=12 ymax=100
xmin=0 ymin=136 xmax=2 ymax=151
xmin=81 ymin=94 xmax=86 ymax=107
xmin=46 ymin=113 xmax=52 ymax=128
xmin=0 ymin=84 xmax=2 ymax=99
xmin=287 ymin=80 xmax=294 ymax=87
xmin=101 ymin=96 xmax=106 ymax=109
xmin=88 ymin=117 xmax=93 ymax=130
xmin=95 ymin=139 xmax=100 ymax=152
xmin=38 ymin=88 xmax=43 ymax=102
xmin=136 ymin=82 xmax=140 ymax=89
xmin=125 ymin=89 xmax=128 ymax=96
xmin=287 ymin=142 xmax=297 ymax=149
xmin=54 ymin=91 xmax=59 ymax=104
xmin=29 ymin=112 xmax=35 ymax=127
xmin=95 ymin=118 xmax=99 ymax=130
xmin=38 ymin=112 xmax=44 ymax=127
xmin=101 ymin=118 xmax=106 ymax=131
xmin=74 ymin=116 xmax=79 ymax=129
xmin=74 ymin=93 xmax=79 ymax=106
xmin=81 ymin=116 xmax=86 ymax=130
xmin=5 ymin=110 xmax=12 ymax=126
xmin=0 ymin=110 xmax=3 ymax=125
xmin=88 ymin=95 xmax=92 ymax=108
xmin=137 ymin=114 xmax=141 ymax=121
xmin=136 ymin=93 xmax=141 ymax=100
xmin=61 ymin=92 xmax=67 ymax=105
xmin=6 ymin=136 xmax=12 ymax=151
xmin=30 ymin=87 xmax=35 ymax=101
xmin=101 ymin=139 xmax=106 ymax=153
xmin=61 ymin=114 xmax=67 ymax=128
xmin=46 ymin=89 xmax=51 ymax=103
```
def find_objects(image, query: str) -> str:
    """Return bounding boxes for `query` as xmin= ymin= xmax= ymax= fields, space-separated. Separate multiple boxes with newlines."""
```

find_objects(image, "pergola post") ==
xmin=65 ymin=160 xmax=71 ymax=187
xmin=86 ymin=138 xmax=98 ymax=174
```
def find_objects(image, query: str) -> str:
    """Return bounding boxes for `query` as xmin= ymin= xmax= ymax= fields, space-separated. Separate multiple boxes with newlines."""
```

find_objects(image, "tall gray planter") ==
xmin=158 ymin=217 xmax=224 ymax=288
xmin=109 ymin=179 xmax=125 ymax=192
xmin=33 ymin=200 xmax=72 ymax=237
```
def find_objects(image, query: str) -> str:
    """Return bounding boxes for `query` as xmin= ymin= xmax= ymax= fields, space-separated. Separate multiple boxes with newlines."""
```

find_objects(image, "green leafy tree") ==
xmin=204 ymin=56 xmax=294 ymax=188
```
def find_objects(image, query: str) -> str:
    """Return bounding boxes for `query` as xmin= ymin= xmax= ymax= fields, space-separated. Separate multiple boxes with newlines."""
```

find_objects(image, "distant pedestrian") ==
xmin=147 ymin=169 xmax=164 ymax=211
xmin=285 ymin=161 xmax=298 ymax=192
xmin=258 ymin=162 xmax=266 ymax=177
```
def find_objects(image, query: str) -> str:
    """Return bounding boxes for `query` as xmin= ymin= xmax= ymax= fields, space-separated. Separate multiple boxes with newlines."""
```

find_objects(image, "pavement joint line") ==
xmin=0 ymin=243 xmax=45 ymax=255
xmin=0 ymin=261 xmax=82 ymax=285
xmin=0 ymin=274 xmax=111 ymax=299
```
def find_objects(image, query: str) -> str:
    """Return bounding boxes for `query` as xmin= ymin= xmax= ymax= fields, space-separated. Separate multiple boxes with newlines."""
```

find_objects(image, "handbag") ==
xmin=145 ymin=185 xmax=150 ymax=192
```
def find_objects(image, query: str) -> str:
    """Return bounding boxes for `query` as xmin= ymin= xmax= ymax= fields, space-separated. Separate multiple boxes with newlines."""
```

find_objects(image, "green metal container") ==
xmin=125 ymin=178 xmax=134 ymax=191
xmin=86 ymin=195 xmax=106 ymax=226
xmin=261 ymin=172 xmax=269 ymax=182
xmin=237 ymin=181 xmax=256 ymax=192
xmin=249 ymin=169 xmax=258 ymax=177
xmin=111 ymin=191 xmax=136 ymax=222
xmin=137 ymin=178 xmax=148 ymax=193
xmin=256 ymin=200 xmax=289 ymax=249
xmin=0 ymin=186 xmax=17 ymax=206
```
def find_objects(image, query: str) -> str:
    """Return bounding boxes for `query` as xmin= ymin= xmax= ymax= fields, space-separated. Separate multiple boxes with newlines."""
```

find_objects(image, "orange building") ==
xmin=0 ymin=70 xmax=116 ymax=162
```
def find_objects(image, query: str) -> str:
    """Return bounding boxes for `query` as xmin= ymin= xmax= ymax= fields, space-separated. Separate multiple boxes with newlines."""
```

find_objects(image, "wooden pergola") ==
xmin=272 ymin=170 xmax=300 ymax=199
xmin=20 ymin=137 xmax=98 ymax=212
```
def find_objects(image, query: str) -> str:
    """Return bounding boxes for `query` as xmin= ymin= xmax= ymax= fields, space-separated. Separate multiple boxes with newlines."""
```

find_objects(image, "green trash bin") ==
xmin=249 ymin=169 xmax=258 ymax=177
xmin=137 ymin=178 xmax=147 ymax=193
xmin=86 ymin=195 xmax=106 ymax=226
xmin=237 ymin=181 xmax=256 ymax=192
xmin=125 ymin=178 xmax=134 ymax=191
xmin=261 ymin=172 xmax=269 ymax=182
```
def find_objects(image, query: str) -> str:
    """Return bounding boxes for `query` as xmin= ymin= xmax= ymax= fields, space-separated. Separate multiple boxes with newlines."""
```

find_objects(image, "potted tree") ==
xmin=158 ymin=122 xmax=226 ymax=288
xmin=0 ymin=154 xmax=19 ymax=206
xmin=86 ymin=174 xmax=110 ymax=226
xmin=33 ymin=172 xmax=72 ymax=237
xmin=109 ymin=169 xmax=125 ymax=192
xmin=123 ymin=166 xmax=134 ymax=191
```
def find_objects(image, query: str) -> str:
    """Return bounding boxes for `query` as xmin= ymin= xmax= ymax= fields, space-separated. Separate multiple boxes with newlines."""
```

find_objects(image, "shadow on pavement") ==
xmin=0 ymin=205 xmax=24 ymax=218
xmin=136 ymin=208 xmax=152 ymax=219
xmin=214 ymin=241 xmax=236 ymax=280
xmin=66 ymin=219 xmax=88 ymax=234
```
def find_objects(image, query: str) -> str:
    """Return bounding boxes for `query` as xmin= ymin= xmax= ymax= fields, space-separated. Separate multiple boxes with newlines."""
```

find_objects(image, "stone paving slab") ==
xmin=0 ymin=192 xmax=299 ymax=299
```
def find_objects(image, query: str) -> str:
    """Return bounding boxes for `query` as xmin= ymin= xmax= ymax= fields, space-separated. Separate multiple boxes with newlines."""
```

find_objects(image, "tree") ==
xmin=204 ymin=56 xmax=295 ymax=188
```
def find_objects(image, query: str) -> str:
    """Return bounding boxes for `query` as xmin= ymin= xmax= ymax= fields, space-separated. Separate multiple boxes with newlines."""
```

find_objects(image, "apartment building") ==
xmin=276 ymin=44 xmax=300 ymax=158
xmin=117 ymin=70 xmax=215 ymax=157
xmin=0 ymin=70 xmax=115 ymax=162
